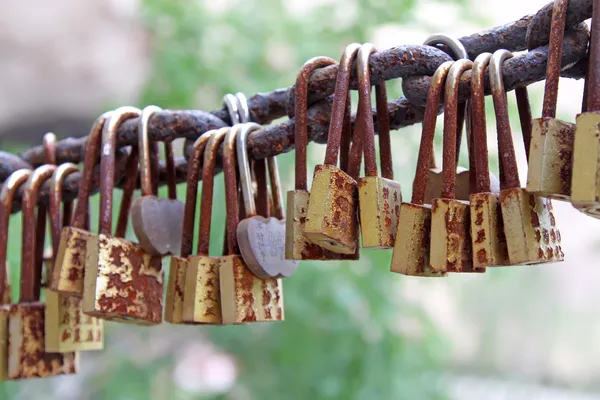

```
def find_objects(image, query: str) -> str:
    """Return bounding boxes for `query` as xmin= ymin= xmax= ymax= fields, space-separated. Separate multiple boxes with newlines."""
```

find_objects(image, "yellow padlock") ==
xmin=0 ymin=169 xmax=30 ymax=380
xmin=355 ymin=43 xmax=402 ymax=249
xmin=490 ymin=49 xmax=564 ymax=265
xmin=526 ymin=0 xmax=575 ymax=200
xmin=303 ymin=43 xmax=361 ymax=255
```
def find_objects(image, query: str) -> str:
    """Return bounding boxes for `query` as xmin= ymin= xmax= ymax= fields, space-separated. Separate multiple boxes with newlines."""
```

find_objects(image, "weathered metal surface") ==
xmin=219 ymin=255 xmax=284 ymax=325
xmin=163 ymin=256 xmax=188 ymax=324
xmin=526 ymin=0 xmax=592 ymax=49
xmin=182 ymin=255 xmax=221 ymax=324
xmin=8 ymin=303 xmax=78 ymax=379
xmin=470 ymin=193 xmax=509 ymax=268
xmin=571 ymin=112 xmax=600 ymax=215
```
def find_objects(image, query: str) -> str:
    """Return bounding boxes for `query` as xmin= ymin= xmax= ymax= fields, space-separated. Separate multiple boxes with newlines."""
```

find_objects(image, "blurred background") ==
xmin=0 ymin=0 xmax=598 ymax=399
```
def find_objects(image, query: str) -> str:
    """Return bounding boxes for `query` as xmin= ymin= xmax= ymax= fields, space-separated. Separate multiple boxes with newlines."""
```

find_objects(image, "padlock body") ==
xmin=390 ymin=203 xmax=445 ymax=277
xmin=164 ymin=256 xmax=188 ymax=324
xmin=469 ymin=192 xmax=509 ymax=268
xmin=219 ymin=255 xmax=284 ymax=324
xmin=304 ymin=165 xmax=358 ymax=254
xmin=526 ymin=117 xmax=575 ymax=200
xmin=358 ymin=177 xmax=402 ymax=248
xmin=51 ymin=226 xmax=93 ymax=296
xmin=430 ymin=198 xmax=479 ymax=273
xmin=182 ymin=255 xmax=222 ymax=324
xmin=285 ymin=190 xmax=358 ymax=260
xmin=83 ymin=234 xmax=164 ymax=325
xmin=571 ymin=111 xmax=600 ymax=217
xmin=45 ymin=291 xmax=103 ymax=352
xmin=0 ymin=305 xmax=8 ymax=381
xmin=500 ymin=188 xmax=564 ymax=265
xmin=8 ymin=302 xmax=78 ymax=379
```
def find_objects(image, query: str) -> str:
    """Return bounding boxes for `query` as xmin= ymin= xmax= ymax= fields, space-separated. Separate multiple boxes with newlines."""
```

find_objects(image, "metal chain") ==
xmin=0 ymin=0 xmax=594 ymax=214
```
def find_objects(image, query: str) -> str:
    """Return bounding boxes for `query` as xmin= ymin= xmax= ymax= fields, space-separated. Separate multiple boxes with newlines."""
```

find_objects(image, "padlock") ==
xmin=285 ymin=56 xmax=359 ymax=260
xmin=390 ymin=61 xmax=454 ymax=277
xmin=83 ymin=107 xmax=164 ymax=325
xmin=45 ymin=163 xmax=103 ymax=353
xmin=571 ymin=0 xmax=600 ymax=216
xmin=526 ymin=0 xmax=575 ymax=200
xmin=430 ymin=59 xmax=482 ymax=274
xmin=131 ymin=106 xmax=185 ymax=256
xmin=236 ymin=123 xmax=299 ymax=279
xmin=303 ymin=43 xmax=360 ymax=255
xmin=164 ymin=127 xmax=221 ymax=324
xmin=354 ymin=43 xmax=402 ymax=248
xmin=0 ymin=169 xmax=31 ymax=381
xmin=8 ymin=165 xmax=78 ymax=379
xmin=51 ymin=112 xmax=112 ymax=296
xmin=469 ymin=52 xmax=510 ymax=268
xmin=490 ymin=49 xmax=564 ymax=265
xmin=180 ymin=128 xmax=230 ymax=324
xmin=220 ymin=125 xmax=284 ymax=324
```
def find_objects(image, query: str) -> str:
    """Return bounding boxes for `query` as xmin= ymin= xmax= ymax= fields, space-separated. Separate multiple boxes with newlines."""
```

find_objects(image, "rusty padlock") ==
xmin=45 ymin=163 xmax=103 ymax=353
xmin=164 ymin=128 xmax=221 ymax=324
xmin=83 ymin=107 xmax=164 ymax=325
xmin=469 ymin=52 xmax=510 ymax=269
xmin=236 ymin=123 xmax=299 ymax=279
xmin=285 ymin=56 xmax=359 ymax=260
xmin=390 ymin=61 xmax=454 ymax=277
xmin=491 ymin=50 xmax=564 ymax=265
xmin=181 ymin=128 xmax=231 ymax=324
xmin=526 ymin=0 xmax=575 ymax=200
xmin=303 ymin=43 xmax=361 ymax=255
xmin=354 ymin=43 xmax=402 ymax=248
xmin=0 ymin=169 xmax=31 ymax=381
xmin=131 ymin=106 xmax=185 ymax=256
xmin=219 ymin=125 xmax=284 ymax=324
xmin=8 ymin=165 xmax=78 ymax=379
xmin=51 ymin=112 xmax=112 ymax=296
xmin=430 ymin=59 xmax=482 ymax=274
xmin=571 ymin=0 xmax=600 ymax=215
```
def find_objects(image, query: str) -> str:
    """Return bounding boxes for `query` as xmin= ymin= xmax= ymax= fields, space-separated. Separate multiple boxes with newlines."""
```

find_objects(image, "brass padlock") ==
xmin=303 ymin=43 xmax=360 ymax=255
xmin=131 ymin=106 xmax=185 ymax=256
xmin=390 ymin=61 xmax=454 ymax=277
xmin=526 ymin=0 xmax=575 ymax=200
xmin=83 ymin=107 xmax=164 ymax=325
xmin=220 ymin=125 xmax=284 ymax=324
xmin=164 ymin=127 xmax=222 ymax=324
xmin=236 ymin=123 xmax=299 ymax=279
xmin=571 ymin=1 xmax=600 ymax=216
xmin=430 ymin=59 xmax=482 ymax=274
xmin=469 ymin=52 xmax=510 ymax=268
xmin=354 ymin=43 xmax=402 ymax=248
xmin=8 ymin=165 xmax=78 ymax=379
xmin=45 ymin=163 xmax=103 ymax=353
xmin=490 ymin=49 xmax=564 ymax=265
xmin=51 ymin=112 xmax=112 ymax=296
xmin=0 ymin=169 xmax=31 ymax=381
xmin=180 ymin=128 xmax=230 ymax=324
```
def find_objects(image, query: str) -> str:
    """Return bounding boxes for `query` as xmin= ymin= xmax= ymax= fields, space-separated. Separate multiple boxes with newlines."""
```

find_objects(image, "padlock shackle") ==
xmin=411 ymin=61 xmax=454 ymax=205
xmin=586 ymin=0 xmax=600 ymax=111
xmin=138 ymin=105 xmax=163 ymax=197
xmin=49 ymin=163 xmax=79 ymax=255
xmin=223 ymin=125 xmax=241 ymax=256
xmin=323 ymin=43 xmax=361 ymax=167
xmin=267 ymin=157 xmax=285 ymax=219
xmin=294 ymin=57 xmax=337 ymax=191
xmin=441 ymin=59 xmax=473 ymax=199
xmin=43 ymin=133 xmax=57 ymax=165
xmin=236 ymin=123 xmax=264 ymax=218
xmin=71 ymin=112 xmax=113 ymax=230
xmin=196 ymin=127 xmax=230 ymax=257
xmin=515 ymin=87 xmax=533 ymax=160
xmin=21 ymin=164 xmax=56 ymax=303
xmin=0 ymin=169 xmax=31 ymax=304
xmin=99 ymin=107 xmax=141 ymax=236
xmin=540 ymin=0 xmax=568 ymax=119
xmin=423 ymin=33 xmax=468 ymax=60
xmin=490 ymin=50 xmax=521 ymax=190
xmin=470 ymin=52 xmax=493 ymax=193
xmin=356 ymin=43 xmax=393 ymax=179
xmin=115 ymin=147 xmax=140 ymax=239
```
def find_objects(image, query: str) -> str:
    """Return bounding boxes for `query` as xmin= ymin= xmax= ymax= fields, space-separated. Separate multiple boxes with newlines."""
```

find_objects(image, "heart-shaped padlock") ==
xmin=131 ymin=106 xmax=185 ymax=256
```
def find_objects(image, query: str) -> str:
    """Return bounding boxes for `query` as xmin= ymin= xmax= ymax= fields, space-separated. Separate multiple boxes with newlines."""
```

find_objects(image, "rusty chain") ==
xmin=0 ymin=0 xmax=594 ymax=213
